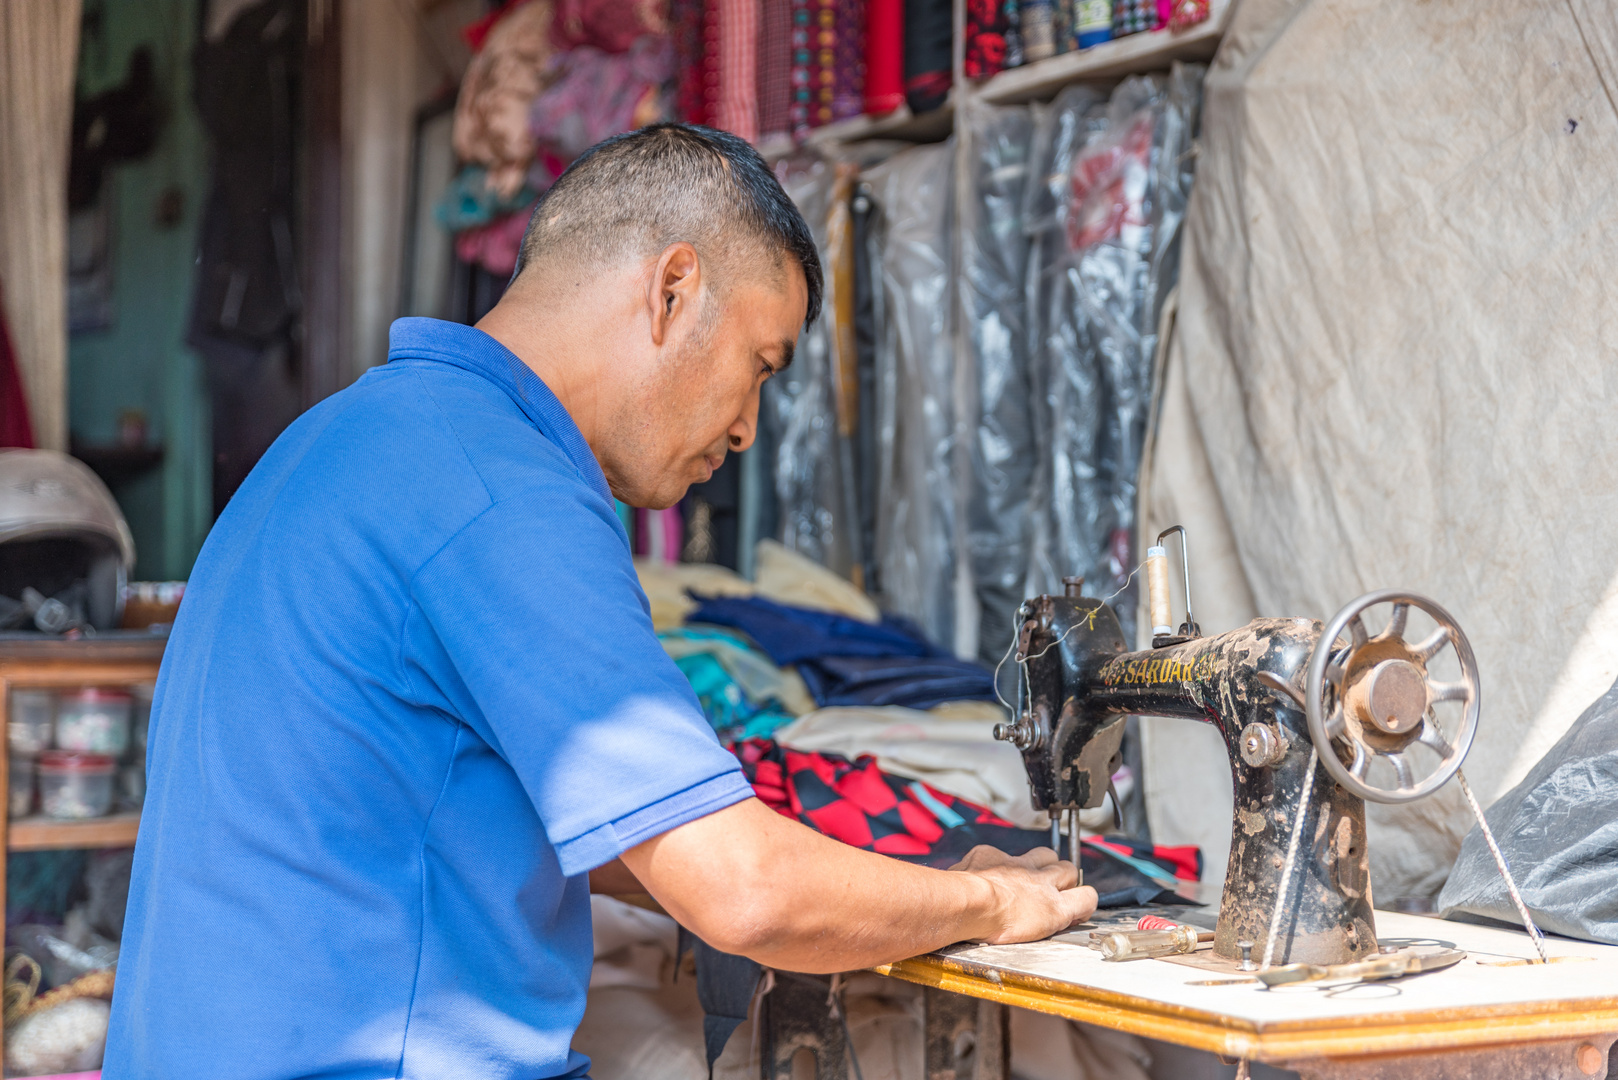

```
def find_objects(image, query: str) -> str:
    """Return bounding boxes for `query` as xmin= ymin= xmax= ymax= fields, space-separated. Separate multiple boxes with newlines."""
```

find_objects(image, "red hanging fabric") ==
xmin=863 ymin=0 xmax=903 ymax=115
xmin=0 ymin=280 xmax=37 ymax=449
xmin=711 ymin=0 xmax=760 ymax=140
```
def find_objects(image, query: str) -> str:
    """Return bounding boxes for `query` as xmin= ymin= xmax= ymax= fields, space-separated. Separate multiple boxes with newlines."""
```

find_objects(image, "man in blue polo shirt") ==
xmin=106 ymin=124 xmax=1095 ymax=1079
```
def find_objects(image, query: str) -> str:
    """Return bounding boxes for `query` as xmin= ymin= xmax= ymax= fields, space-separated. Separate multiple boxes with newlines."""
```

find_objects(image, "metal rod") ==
xmin=1067 ymin=809 xmax=1082 ymax=887
xmin=1261 ymin=748 xmax=1319 ymax=970
xmin=1156 ymin=525 xmax=1195 ymax=632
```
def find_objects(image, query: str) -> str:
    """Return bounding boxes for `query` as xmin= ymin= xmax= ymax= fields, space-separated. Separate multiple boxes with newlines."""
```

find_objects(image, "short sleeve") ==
xmin=403 ymin=489 xmax=752 ymax=876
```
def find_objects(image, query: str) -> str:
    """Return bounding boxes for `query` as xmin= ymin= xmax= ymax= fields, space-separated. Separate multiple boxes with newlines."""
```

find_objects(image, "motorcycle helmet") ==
xmin=0 ymin=449 xmax=136 ymax=632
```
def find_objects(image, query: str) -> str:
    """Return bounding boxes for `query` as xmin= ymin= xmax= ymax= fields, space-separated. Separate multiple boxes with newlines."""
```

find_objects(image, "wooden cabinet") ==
xmin=0 ymin=636 xmax=164 ymax=1070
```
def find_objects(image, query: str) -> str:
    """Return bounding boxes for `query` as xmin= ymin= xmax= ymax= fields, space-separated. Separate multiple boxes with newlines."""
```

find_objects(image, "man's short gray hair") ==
xmin=512 ymin=124 xmax=823 ymax=326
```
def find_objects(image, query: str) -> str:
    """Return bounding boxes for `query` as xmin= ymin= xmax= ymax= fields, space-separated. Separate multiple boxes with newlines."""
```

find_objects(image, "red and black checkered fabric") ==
xmin=732 ymin=739 xmax=1203 ymax=903
xmin=735 ymin=738 xmax=1015 ymax=857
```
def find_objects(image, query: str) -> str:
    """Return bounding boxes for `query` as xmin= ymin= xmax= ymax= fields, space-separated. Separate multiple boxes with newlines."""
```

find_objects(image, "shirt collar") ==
xmin=386 ymin=317 xmax=613 ymax=505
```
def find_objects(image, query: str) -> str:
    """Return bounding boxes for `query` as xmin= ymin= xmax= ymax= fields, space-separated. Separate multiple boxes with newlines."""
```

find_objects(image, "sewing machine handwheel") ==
xmin=1305 ymin=590 xmax=1480 ymax=805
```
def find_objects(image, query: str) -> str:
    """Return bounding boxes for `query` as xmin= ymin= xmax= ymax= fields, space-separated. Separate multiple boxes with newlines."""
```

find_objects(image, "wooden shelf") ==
xmin=976 ymin=0 xmax=1232 ymax=104
xmin=70 ymin=440 xmax=166 ymax=488
xmin=803 ymin=96 xmax=956 ymax=150
xmin=8 ymin=811 xmax=141 ymax=851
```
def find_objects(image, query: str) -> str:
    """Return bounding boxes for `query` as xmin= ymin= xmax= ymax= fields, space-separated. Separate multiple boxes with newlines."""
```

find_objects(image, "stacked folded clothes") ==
xmin=685 ymin=595 xmax=997 ymax=711
xmin=657 ymin=626 xmax=815 ymax=740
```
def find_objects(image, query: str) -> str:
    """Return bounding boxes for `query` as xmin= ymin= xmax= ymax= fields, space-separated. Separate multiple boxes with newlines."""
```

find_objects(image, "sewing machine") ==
xmin=993 ymin=528 xmax=1480 ymax=968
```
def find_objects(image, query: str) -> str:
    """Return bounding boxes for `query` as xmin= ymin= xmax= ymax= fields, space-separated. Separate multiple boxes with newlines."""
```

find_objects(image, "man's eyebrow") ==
xmin=775 ymin=340 xmax=796 ymax=372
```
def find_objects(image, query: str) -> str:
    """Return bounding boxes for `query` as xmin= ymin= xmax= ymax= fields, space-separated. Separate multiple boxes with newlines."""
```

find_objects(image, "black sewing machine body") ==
xmin=1006 ymin=594 xmax=1376 ymax=966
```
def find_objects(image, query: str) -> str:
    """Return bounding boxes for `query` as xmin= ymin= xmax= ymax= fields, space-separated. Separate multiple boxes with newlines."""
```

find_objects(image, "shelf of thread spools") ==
xmin=1 ymin=638 xmax=163 ymax=857
xmin=976 ymin=0 xmax=1233 ymax=104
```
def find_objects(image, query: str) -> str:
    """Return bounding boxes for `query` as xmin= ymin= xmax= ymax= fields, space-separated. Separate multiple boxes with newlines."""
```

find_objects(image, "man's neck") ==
xmin=475 ymin=283 xmax=614 ymax=453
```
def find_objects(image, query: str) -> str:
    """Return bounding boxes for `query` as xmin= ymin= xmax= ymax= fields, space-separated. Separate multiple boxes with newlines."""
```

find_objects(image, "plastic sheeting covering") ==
xmin=1023 ymin=69 xmax=1203 ymax=649
xmin=766 ymin=156 xmax=861 ymax=580
xmin=960 ymin=102 xmax=1038 ymax=662
xmin=1139 ymin=0 xmax=1618 ymax=902
xmin=1438 ymin=676 xmax=1618 ymax=945
xmin=863 ymin=140 xmax=962 ymax=652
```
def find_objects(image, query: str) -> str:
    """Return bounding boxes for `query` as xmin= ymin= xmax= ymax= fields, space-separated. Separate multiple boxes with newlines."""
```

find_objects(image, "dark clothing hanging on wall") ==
xmin=682 ymin=452 xmax=742 ymax=570
xmin=191 ymin=1 xmax=302 ymax=352
xmin=189 ymin=0 xmax=307 ymax=515
xmin=68 ymin=46 xmax=163 ymax=212
xmin=902 ymin=0 xmax=952 ymax=114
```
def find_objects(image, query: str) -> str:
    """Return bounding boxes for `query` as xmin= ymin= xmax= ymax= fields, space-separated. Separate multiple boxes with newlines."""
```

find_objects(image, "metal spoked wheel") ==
xmin=1304 ymin=590 xmax=1480 ymax=804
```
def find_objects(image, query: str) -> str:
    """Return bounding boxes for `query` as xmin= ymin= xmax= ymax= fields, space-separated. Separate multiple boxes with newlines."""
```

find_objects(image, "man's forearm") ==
xmin=620 ymin=798 xmax=1087 ymax=972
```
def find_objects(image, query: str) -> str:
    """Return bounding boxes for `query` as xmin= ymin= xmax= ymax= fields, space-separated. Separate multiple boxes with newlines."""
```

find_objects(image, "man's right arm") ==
xmin=618 ymin=797 xmax=1096 ymax=973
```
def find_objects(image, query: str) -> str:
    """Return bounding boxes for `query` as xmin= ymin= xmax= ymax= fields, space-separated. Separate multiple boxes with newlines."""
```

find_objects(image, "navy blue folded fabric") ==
xmin=686 ymin=594 xmax=996 ymax=709
xmin=796 ymin=654 xmax=997 ymax=709
xmin=685 ymin=594 xmax=948 ymax=665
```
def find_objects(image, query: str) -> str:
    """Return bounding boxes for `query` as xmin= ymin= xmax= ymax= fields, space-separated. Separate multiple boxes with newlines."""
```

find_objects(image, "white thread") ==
xmin=992 ymin=560 xmax=1150 ymax=712
xmin=1261 ymin=747 xmax=1318 ymax=971
xmin=1456 ymin=768 xmax=1548 ymax=964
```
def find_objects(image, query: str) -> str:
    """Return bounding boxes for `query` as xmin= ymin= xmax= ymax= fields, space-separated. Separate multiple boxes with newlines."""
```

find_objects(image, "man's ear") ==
xmin=648 ymin=242 xmax=702 ymax=348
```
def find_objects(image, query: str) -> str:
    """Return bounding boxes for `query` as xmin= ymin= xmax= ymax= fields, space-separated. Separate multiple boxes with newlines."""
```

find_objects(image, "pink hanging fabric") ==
xmin=711 ymin=0 xmax=759 ymax=141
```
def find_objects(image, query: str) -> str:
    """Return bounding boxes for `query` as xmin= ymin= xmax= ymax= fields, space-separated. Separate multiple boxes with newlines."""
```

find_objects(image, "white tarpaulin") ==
xmin=1140 ymin=0 xmax=1618 ymax=900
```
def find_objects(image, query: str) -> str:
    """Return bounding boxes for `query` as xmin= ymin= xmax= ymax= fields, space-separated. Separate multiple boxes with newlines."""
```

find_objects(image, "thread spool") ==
xmin=1146 ymin=545 xmax=1172 ymax=636
xmin=1137 ymin=914 xmax=1179 ymax=931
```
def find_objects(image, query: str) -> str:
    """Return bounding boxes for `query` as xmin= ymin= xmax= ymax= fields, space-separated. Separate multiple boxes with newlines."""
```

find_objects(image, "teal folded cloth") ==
xmin=660 ymin=627 xmax=803 ymax=740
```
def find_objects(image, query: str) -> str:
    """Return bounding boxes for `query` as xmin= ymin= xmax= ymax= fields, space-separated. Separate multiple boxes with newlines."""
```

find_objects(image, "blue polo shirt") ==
xmin=105 ymin=318 xmax=753 ymax=1079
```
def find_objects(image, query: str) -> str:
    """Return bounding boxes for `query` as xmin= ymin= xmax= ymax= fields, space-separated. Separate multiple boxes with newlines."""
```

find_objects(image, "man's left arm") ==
xmin=589 ymin=859 xmax=643 ymax=894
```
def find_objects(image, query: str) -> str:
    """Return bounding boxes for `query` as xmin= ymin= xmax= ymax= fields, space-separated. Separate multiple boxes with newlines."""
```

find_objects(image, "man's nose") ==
xmin=728 ymin=387 xmax=760 ymax=452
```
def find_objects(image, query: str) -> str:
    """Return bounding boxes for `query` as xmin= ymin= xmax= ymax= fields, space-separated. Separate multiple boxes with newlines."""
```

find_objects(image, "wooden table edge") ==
xmin=872 ymin=954 xmax=1618 ymax=1062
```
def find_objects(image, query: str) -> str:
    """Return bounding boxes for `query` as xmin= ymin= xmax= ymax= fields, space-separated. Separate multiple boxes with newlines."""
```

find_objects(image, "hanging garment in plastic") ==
xmin=1023 ymin=68 xmax=1202 ymax=647
xmin=1437 ymin=677 xmax=1618 ymax=945
xmin=766 ymin=155 xmax=863 ymax=580
xmin=960 ymin=102 xmax=1038 ymax=662
xmin=863 ymin=140 xmax=961 ymax=652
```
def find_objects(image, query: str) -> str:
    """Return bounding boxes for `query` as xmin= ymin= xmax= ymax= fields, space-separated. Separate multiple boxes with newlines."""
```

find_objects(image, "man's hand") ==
xmin=617 ymin=798 xmax=1098 ymax=973
xmin=947 ymin=845 xmax=1097 ymax=945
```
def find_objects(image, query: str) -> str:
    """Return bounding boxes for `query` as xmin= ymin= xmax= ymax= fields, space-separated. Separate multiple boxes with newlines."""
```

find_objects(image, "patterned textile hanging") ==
xmin=671 ymin=0 xmax=709 ymax=123
xmin=711 ymin=0 xmax=760 ymax=139
xmin=790 ymin=0 xmax=814 ymax=139
xmin=757 ymin=0 xmax=794 ymax=137
xmin=831 ymin=0 xmax=866 ymax=121
xmin=815 ymin=0 xmax=836 ymax=126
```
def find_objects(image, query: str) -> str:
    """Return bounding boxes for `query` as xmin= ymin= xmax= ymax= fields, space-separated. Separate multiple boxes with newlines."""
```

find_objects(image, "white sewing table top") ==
xmin=872 ymin=910 xmax=1618 ymax=1063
